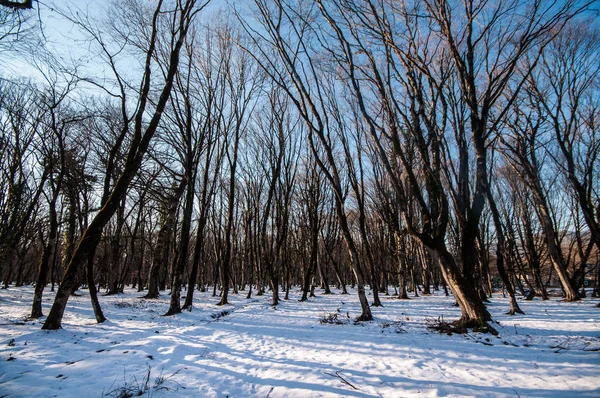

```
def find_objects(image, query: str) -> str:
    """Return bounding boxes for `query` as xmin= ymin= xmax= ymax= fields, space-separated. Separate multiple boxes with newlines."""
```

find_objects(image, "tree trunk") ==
xmin=337 ymin=205 xmax=372 ymax=321
xmin=328 ymin=252 xmax=347 ymax=294
xmin=436 ymin=244 xmax=493 ymax=327
xmin=165 ymin=178 xmax=192 ymax=316
xmin=532 ymin=192 xmax=579 ymax=301
xmin=318 ymin=259 xmax=331 ymax=294
xmin=86 ymin=247 xmax=106 ymax=323
xmin=396 ymin=233 xmax=409 ymax=300
xmin=183 ymin=212 xmax=208 ymax=310
xmin=487 ymin=191 xmax=523 ymax=315
xmin=217 ymin=160 xmax=237 ymax=306
xmin=31 ymin=212 xmax=57 ymax=319
xmin=146 ymin=181 xmax=186 ymax=299
xmin=41 ymin=0 xmax=197 ymax=329
xmin=106 ymin=198 xmax=126 ymax=296
xmin=301 ymin=224 xmax=319 ymax=302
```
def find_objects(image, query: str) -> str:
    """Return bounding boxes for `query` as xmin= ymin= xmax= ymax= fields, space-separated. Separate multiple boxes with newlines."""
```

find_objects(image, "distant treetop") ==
xmin=0 ymin=0 xmax=33 ymax=10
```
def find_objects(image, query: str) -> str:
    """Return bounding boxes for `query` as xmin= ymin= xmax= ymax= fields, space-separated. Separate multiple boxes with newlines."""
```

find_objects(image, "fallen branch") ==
xmin=324 ymin=371 xmax=358 ymax=390
xmin=466 ymin=333 xmax=493 ymax=346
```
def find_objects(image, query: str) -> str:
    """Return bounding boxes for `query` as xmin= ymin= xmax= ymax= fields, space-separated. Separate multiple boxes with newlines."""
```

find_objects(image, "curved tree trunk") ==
xmin=41 ymin=0 xmax=201 ymax=329
xmin=436 ymin=244 xmax=493 ymax=327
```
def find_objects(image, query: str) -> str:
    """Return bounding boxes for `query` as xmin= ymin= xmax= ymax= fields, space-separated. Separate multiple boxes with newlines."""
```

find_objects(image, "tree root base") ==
xmin=355 ymin=314 xmax=373 ymax=322
xmin=163 ymin=308 xmax=181 ymax=316
xmin=427 ymin=317 xmax=498 ymax=336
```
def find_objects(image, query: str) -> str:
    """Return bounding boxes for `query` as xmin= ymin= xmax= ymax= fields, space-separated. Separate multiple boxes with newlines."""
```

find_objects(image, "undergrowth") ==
xmin=379 ymin=320 xmax=406 ymax=333
xmin=319 ymin=307 xmax=350 ymax=325
xmin=101 ymin=365 xmax=185 ymax=398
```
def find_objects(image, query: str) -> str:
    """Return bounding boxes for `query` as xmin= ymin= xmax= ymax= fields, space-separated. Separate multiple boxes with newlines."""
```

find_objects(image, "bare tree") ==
xmin=0 ymin=79 xmax=48 ymax=287
xmin=309 ymin=0 xmax=590 ymax=329
xmin=527 ymin=20 xmax=600 ymax=258
xmin=240 ymin=0 xmax=374 ymax=321
xmin=181 ymin=25 xmax=225 ymax=309
xmin=0 ymin=3 xmax=34 ymax=54
xmin=500 ymin=101 xmax=580 ymax=301
xmin=216 ymin=21 xmax=260 ymax=306
xmin=42 ymin=0 xmax=209 ymax=330
xmin=486 ymin=155 xmax=524 ymax=314
xmin=298 ymin=150 xmax=324 ymax=302
xmin=144 ymin=178 xmax=186 ymax=299
xmin=31 ymin=73 xmax=81 ymax=318
xmin=506 ymin=171 xmax=549 ymax=300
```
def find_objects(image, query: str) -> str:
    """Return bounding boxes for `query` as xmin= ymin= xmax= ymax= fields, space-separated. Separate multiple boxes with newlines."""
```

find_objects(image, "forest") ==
xmin=1 ymin=1 xmax=600 ymax=397
xmin=0 ymin=0 xmax=599 ymax=334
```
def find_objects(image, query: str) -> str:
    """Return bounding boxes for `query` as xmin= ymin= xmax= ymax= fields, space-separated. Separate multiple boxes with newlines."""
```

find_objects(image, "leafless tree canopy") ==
xmin=0 ymin=0 xmax=599 ymax=332
xmin=0 ymin=0 xmax=32 ymax=10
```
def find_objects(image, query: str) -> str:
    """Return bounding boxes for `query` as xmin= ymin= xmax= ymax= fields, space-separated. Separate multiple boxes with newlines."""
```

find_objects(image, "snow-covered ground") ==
xmin=0 ymin=286 xmax=598 ymax=398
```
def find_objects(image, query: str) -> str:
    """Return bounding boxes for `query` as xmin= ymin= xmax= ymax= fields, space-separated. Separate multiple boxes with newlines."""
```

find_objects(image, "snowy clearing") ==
xmin=0 ymin=287 xmax=599 ymax=398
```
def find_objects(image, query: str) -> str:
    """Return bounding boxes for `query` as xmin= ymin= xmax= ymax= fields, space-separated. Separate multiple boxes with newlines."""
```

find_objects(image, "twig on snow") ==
xmin=324 ymin=371 xmax=358 ymax=390
xmin=466 ymin=333 xmax=493 ymax=346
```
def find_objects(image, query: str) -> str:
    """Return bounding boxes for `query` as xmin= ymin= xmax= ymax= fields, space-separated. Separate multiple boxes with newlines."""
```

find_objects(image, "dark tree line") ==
xmin=0 ymin=0 xmax=599 ymax=332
